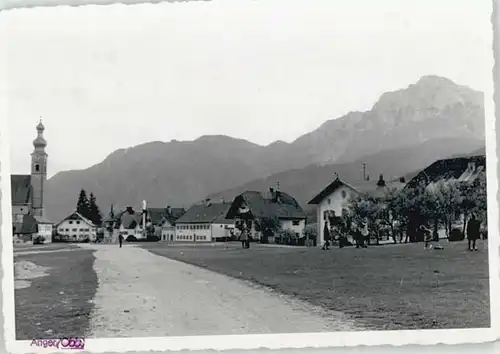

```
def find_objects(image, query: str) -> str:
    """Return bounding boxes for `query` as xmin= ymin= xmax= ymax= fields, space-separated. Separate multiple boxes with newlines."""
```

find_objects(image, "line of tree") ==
xmin=76 ymin=189 xmax=103 ymax=226
xmin=345 ymin=171 xmax=487 ymax=244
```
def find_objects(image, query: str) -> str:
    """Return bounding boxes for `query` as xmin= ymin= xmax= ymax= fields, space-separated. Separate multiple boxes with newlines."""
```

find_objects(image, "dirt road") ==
xmin=79 ymin=244 xmax=359 ymax=337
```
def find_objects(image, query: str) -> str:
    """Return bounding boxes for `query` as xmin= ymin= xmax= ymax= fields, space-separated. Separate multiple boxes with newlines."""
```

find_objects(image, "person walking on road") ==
xmin=118 ymin=234 xmax=123 ymax=248
xmin=467 ymin=214 xmax=481 ymax=251
xmin=240 ymin=225 xmax=249 ymax=249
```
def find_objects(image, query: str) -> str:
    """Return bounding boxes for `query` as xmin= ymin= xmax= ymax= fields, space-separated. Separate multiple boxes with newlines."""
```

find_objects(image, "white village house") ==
xmin=175 ymin=200 xmax=235 ymax=242
xmin=225 ymin=187 xmax=307 ymax=242
xmin=55 ymin=211 xmax=98 ymax=242
xmin=308 ymin=173 xmax=405 ymax=247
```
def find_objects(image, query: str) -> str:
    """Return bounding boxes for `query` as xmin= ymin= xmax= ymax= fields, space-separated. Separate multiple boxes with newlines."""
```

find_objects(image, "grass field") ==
xmin=13 ymin=242 xmax=81 ymax=252
xmin=142 ymin=240 xmax=490 ymax=330
xmin=14 ymin=247 xmax=98 ymax=340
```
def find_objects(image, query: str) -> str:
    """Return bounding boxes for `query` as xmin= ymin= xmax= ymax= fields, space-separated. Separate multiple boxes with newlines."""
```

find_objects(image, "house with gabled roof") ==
xmin=405 ymin=154 xmax=487 ymax=239
xmin=308 ymin=173 xmax=406 ymax=247
xmin=405 ymin=155 xmax=486 ymax=190
xmin=175 ymin=200 xmax=234 ymax=242
xmin=225 ymin=187 xmax=307 ymax=241
xmin=144 ymin=206 xmax=186 ymax=241
xmin=112 ymin=206 xmax=147 ymax=240
xmin=55 ymin=211 xmax=97 ymax=242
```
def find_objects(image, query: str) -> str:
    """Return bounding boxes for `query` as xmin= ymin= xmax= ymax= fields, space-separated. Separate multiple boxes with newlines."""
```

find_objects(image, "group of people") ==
xmin=321 ymin=219 xmax=369 ymax=250
xmin=322 ymin=213 xmax=484 ymax=251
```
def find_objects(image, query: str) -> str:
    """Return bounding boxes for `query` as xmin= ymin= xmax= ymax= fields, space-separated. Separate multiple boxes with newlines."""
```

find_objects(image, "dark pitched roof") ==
xmin=58 ymin=212 xmax=96 ymax=227
xmin=406 ymin=155 xmax=486 ymax=189
xmin=176 ymin=202 xmax=231 ymax=224
xmin=212 ymin=212 xmax=235 ymax=225
xmin=226 ymin=190 xmax=306 ymax=220
xmin=169 ymin=207 xmax=186 ymax=220
xmin=308 ymin=177 xmax=360 ymax=204
xmin=162 ymin=207 xmax=186 ymax=225
xmin=11 ymin=175 xmax=31 ymax=205
xmin=146 ymin=208 xmax=166 ymax=225
xmin=141 ymin=207 xmax=187 ymax=226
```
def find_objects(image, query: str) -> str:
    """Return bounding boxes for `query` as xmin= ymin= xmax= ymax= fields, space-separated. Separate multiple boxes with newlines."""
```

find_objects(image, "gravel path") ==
xmin=80 ymin=244 xmax=359 ymax=338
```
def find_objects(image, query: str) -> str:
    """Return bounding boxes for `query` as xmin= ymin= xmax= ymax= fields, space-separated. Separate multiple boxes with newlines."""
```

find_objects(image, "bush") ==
xmin=448 ymin=228 xmax=464 ymax=242
xmin=126 ymin=235 xmax=137 ymax=242
xmin=303 ymin=224 xmax=317 ymax=240
xmin=33 ymin=235 xmax=45 ymax=245
xmin=277 ymin=229 xmax=299 ymax=245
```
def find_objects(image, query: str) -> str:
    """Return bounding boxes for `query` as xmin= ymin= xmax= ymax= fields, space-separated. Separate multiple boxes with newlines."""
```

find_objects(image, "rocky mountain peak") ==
xmin=372 ymin=75 xmax=483 ymax=113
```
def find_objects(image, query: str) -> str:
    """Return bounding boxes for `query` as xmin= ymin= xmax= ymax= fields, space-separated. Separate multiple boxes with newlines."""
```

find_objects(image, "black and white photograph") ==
xmin=0 ymin=0 xmax=498 ymax=352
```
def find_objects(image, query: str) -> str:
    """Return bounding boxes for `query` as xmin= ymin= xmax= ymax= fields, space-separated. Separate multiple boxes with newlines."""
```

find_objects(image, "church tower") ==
xmin=31 ymin=119 xmax=48 ymax=217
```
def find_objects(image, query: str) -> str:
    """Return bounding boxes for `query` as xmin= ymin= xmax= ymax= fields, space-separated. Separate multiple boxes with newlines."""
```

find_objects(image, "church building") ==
xmin=11 ymin=120 xmax=53 ymax=243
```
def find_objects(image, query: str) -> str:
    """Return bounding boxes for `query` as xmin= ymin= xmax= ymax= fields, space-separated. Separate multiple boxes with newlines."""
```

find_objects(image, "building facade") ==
xmin=308 ymin=177 xmax=360 ymax=247
xmin=225 ymin=188 xmax=307 ymax=242
xmin=175 ymin=201 xmax=234 ymax=242
xmin=55 ymin=212 xmax=97 ymax=242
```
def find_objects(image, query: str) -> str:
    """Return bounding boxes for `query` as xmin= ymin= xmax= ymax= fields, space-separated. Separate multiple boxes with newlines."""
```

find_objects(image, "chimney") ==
xmin=362 ymin=163 xmax=367 ymax=181
xmin=166 ymin=205 xmax=171 ymax=215
xmin=399 ymin=177 xmax=406 ymax=183
xmin=126 ymin=206 xmax=134 ymax=214
xmin=276 ymin=181 xmax=280 ymax=192
xmin=220 ymin=197 xmax=225 ymax=204
xmin=468 ymin=161 xmax=476 ymax=172
xmin=377 ymin=174 xmax=386 ymax=187
xmin=269 ymin=187 xmax=275 ymax=197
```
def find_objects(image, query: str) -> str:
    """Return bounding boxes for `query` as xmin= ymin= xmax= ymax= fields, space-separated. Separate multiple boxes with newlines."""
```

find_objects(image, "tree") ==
xmin=76 ymin=189 xmax=90 ymax=218
xmin=347 ymin=193 xmax=382 ymax=244
xmin=469 ymin=171 xmax=487 ymax=221
xmin=88 ymin=193 xmax=102 ymax=226
xmin=432 ymin=180 xmax=463 ymax=238
xmin=377 ymin=187 xmax=403 ymax=243
xmin=254 ymin=216 xmax=281 ymax=239
xmin=303 ymin=224 xmax=317 ymax=241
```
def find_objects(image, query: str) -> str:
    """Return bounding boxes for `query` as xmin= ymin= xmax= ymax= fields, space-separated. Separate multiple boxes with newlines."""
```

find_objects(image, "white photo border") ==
xmin=1 ymin=0 xmax=499 ymax=353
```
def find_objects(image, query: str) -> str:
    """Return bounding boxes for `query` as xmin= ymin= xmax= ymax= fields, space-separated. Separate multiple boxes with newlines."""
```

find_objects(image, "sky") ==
xmin=0 ymin=0 xmax=493 ymax=177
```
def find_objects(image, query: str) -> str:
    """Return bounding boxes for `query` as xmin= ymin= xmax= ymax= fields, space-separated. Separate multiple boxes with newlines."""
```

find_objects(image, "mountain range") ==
xmin=44 ymin=75 xmax=486 ymax=222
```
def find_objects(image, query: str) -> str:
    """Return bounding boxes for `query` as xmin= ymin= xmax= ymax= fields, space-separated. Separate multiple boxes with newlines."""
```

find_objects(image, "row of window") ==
xmin=177 ymin=224 xmax=210 ymax=230
xmin=60 ymin=234 xmax=90 ymax=239
xmin=176 ymin=235 xmax=208 ymax=241
xmin=58 ymin=228 xmax=92 ymax=232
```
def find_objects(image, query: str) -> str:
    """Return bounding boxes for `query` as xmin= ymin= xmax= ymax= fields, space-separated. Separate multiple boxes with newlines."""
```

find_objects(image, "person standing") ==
xmin=118 ymin=234 xmax=123 ymax=248
xmin=467 ymin=214 xmax=481 ymax=251
xmin=240 ymin=225 xmax=249 ymax=249
xmin=420 ymin=224 xmax=432 ymax=249
xmin=322 ymin=221 xmax=331 ymax=250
